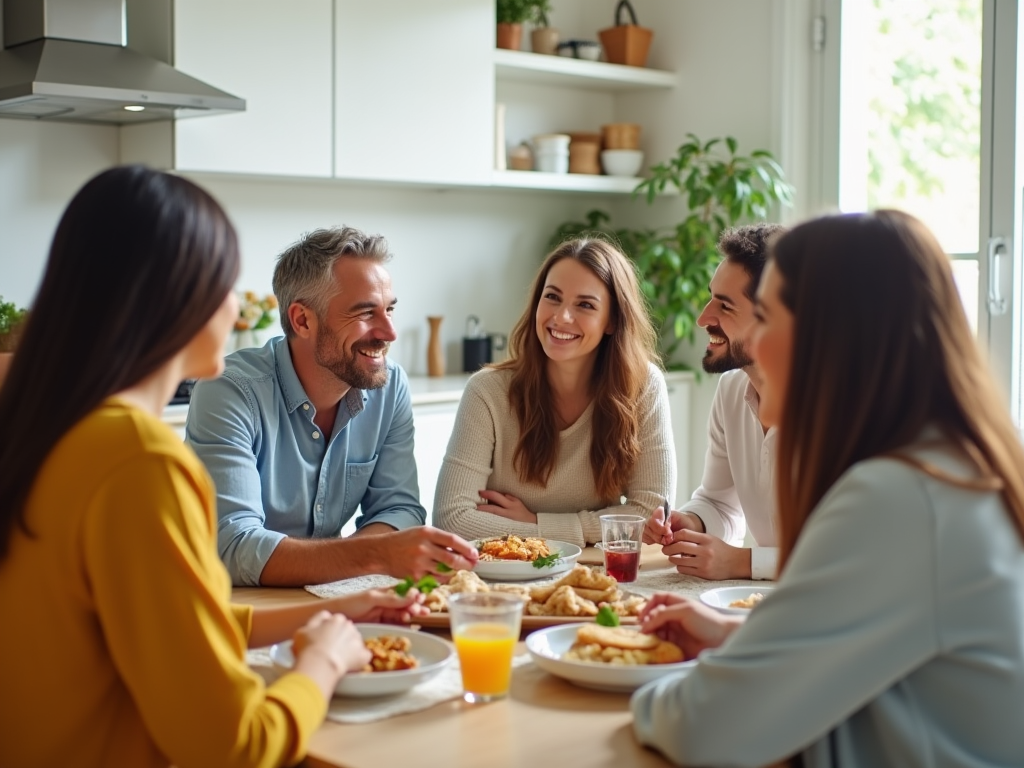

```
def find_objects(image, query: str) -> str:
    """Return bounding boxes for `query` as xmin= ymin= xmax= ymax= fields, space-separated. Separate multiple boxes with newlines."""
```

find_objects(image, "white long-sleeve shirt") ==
xmin=681 ymin=369 xmax=778 ymax=579
xmin=632 ymin=443 xmax=1024 ymax=767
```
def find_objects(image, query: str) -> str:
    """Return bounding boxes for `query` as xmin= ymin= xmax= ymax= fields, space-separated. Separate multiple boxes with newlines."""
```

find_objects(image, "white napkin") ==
xmin=247 ymin=647 xmax=533 ymax=724
xmin=305 ymin=574 xmax=399 ymax=599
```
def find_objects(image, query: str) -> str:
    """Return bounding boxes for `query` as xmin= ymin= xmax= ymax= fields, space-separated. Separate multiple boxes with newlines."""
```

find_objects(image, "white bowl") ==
xmin=270 ymin=624 xmax=454 ymax=698
xmin=601 ymin=149 xmax=644 ymax=177
xmin=534 ymin=152 xmax=569 ymax=174
xmin=525 ymin=624 xmax=696 ymax=693
xmin=471 ymin=539 xmax=582 ymax=581
xmin=532 ymin=133 xmax=571 ymax=152
xmin=699 ymin=586 xmax=775 ymax=616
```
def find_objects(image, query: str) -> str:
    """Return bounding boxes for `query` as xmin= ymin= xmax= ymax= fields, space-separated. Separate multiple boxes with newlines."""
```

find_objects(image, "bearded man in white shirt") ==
xmin=645 ymin=223 xmax=786 ymax=580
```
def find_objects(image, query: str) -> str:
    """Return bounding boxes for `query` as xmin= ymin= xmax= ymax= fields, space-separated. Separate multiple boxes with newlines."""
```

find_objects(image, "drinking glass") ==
xmin=447 ymin=592 xmax=524 ymax=703
xmin=600 ymin=514 xmax=646 ymax=583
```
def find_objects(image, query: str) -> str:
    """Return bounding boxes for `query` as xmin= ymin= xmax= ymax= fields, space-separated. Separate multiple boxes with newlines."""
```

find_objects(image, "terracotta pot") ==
xmin=496 ymin=23 xmax=523 ymax=51
xmin=531 ymin=27 xmax=560 ymax=55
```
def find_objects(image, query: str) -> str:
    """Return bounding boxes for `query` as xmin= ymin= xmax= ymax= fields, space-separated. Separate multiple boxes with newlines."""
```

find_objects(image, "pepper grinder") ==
xmin=427 ymin=316 xmax=445 ymax=377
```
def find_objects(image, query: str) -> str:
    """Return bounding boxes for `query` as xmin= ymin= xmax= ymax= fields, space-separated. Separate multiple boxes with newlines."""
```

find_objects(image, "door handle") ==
xmin=988 ymin=236 xmax=1008 ymax=316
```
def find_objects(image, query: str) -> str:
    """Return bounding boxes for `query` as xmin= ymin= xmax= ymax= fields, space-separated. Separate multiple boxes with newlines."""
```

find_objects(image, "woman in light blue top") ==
xmin=631 ymin=210 xmax=1024 ymax=768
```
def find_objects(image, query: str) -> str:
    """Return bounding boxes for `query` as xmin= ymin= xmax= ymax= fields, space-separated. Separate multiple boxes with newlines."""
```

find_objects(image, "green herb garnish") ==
xmin=596 ymin=605 xmax=621 ymax=627
xmin=532 ymin=551 xmax=562 ymax=569
xmin=394 ymin=575 xmax=440 ymax=596
xmin=435 ymin=561 xmax=453 ymax=573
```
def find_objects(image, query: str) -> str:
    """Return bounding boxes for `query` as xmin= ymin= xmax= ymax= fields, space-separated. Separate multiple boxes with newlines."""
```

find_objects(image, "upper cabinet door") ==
xmin=174 ymin=0 xmax=333 ymax=177
xmin=334 ymin=0 xmax=494 ymax=185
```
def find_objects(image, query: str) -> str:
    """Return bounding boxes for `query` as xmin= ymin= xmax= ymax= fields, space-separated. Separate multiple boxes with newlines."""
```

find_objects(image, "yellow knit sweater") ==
xmin=0 ymin=399 xmax=325 ymax=768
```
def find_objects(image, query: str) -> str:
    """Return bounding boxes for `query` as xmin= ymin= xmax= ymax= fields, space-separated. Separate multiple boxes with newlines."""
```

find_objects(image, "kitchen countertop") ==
xmin=162 ymin=373 xmax=473 ymax=426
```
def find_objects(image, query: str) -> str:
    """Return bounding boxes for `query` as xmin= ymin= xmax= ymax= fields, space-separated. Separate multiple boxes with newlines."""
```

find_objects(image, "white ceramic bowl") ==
xmin=534 ymin=152 xmax=569 ymax=174
xmin=270 ymin=624 xmax=454 ymax=697
xmin=471 ymin=539 xmax=582 ymax=581
xmin=532 ymin=133 xmax=571 ymax=152
xmin=526 ymin=624 xmax=696 ymax=693
xmin=576 ymin=42 xmax=602 ymax=61
xmin=699 ymin=586 xmax=775 ymax=616
xmin=601 ymin=149 xmax=644 ymax=177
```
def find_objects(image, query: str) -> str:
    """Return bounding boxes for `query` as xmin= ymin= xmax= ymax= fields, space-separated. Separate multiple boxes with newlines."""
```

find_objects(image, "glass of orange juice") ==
xmin=447 ymin=592 xmax=524 ymax=703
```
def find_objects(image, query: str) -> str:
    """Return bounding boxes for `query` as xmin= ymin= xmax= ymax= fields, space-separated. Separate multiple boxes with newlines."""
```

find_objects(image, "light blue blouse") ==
xmin=632 ymin=443 xmax=1024 ymax=767
xmin=186 ymin=338 xmax=425 ymax=586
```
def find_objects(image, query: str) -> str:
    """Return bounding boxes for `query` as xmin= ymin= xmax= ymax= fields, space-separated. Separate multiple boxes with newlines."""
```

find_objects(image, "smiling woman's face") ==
xmin=534 ymin=258 xmax=613 ymax=367
xmin=750 ymin=260 xmax=794 ymax=429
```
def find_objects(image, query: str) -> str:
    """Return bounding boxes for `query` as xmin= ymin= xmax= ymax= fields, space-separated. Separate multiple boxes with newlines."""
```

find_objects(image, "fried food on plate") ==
xmin=526 ymin=584 xmax=598 ymax=617
xmin=565 ymin=625 xmax=684 ymax=666
xmin=728 ymin=592 xmax=765 ymax=609
xmin=363 ymin=635 xmax=418 ymax=672
xmin=478 ymin=534 xmax=551 ymax=562
xmin=421 ymin=565 xmax=646 ymax=619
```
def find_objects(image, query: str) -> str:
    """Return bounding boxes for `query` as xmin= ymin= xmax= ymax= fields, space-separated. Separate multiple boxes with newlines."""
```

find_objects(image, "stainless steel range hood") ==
xmin=0 ymin=0 xmax=245 ymax=124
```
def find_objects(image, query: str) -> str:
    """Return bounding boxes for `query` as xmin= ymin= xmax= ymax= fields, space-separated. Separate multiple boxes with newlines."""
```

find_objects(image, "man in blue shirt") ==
xmin=187 ymin=226 xmax=478 ymax=586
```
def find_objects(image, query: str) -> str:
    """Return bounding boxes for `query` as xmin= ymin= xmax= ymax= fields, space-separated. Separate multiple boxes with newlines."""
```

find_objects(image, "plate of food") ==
xmin=269 ymin=624 xmax=453 ymax=698
xmin=418 ymin=565 xmax=646 ymax=629
xmin=526 ymin=623 xmax=696 ymax=693
xmin=699 ymin=586 xmax=775 ymax=615
xmin=471 ymin=535 xmax=582 ymax=581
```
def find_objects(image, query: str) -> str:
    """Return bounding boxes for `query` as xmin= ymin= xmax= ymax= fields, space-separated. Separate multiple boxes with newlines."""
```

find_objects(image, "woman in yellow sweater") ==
xmin=0 ymin=166 xmax=425 ymax=768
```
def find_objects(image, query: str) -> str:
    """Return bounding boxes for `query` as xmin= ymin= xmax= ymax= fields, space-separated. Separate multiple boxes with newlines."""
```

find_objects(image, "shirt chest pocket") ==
xmin=343 ymin=455 xmax=379 ymax=512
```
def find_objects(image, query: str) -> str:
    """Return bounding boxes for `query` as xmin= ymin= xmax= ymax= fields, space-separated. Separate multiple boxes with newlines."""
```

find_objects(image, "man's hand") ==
xmin=662 ymin=528 xmax=752 ymax=580
xmin=477 ymin=490 xmax=537 ymax=524
xmin=328 ymin=587 xmax=431 ymax=624
xmin=639 ymin=593 xmax=742 ymax=659
xmin=369 ymin=526 xmax=479 ymax=580
xmin=642 ymin=505 xmax=704 ymax=546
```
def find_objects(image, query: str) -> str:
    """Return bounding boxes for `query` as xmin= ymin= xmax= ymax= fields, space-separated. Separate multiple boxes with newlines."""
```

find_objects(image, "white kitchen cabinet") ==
xmin=169 ymin=0 xmax=334 ymax=177
xmin=411 ymin=400 xmax=461 ymax=524
xmin=663 ymin=370 xmax=694 ymax=507
xmin=333 ymin=0 xmax=494 ymax=185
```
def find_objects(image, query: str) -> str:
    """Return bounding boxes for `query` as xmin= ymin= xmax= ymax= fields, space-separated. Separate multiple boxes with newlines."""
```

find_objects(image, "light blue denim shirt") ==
xmin=185 ymin=338 xmax=426 ymax=586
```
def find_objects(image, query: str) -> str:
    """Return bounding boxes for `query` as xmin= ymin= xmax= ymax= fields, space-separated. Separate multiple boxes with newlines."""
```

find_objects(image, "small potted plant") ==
xmin=530 ymin=1 xmax=559 ymax=56
xmin=496 ymin=0 xmax=548 ymax=51
xmin=0 ymin=296 xmax=28 ymax=383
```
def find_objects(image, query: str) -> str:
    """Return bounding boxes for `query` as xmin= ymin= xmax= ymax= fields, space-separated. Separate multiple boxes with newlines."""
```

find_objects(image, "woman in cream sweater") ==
xmin=434 ymin=238 xmax=675 ymax=547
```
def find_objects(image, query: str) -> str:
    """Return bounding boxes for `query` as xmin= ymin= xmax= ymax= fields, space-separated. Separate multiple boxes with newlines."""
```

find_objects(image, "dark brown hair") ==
xmin=719 ymin=223 xmax=786 ymax=300
xmin=770 ymin=210 xmax=1024 ymax=570
xmin=0 ymin=165 xmax=240 ymax=557
xmin=495 ymin=239 xmax=659 ymax=502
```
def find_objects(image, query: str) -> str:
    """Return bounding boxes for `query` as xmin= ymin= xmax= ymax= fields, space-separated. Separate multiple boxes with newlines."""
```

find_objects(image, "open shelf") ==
xmin=492 ymin=169 xmax=646 ymax=193
xmin=494 ymin=49 xmax=677 ymax=91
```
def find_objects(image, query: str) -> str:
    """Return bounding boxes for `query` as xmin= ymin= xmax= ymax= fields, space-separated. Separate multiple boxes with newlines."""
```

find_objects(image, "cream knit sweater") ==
xmin=433 ymin=363 xmax=676 ymax=547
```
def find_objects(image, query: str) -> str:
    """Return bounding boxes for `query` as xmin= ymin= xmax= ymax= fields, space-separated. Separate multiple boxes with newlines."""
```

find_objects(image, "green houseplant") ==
xmin=0 ymin=296 xmax=28 ymax=353
xmin=550 ymin=134 xmax=793 ymax=365
xmin=496 ymin=0 xmax=551 ymax=50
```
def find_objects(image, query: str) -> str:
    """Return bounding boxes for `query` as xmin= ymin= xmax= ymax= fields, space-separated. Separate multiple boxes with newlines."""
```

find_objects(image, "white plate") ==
xmin=525 ymin=624 xmax=696 ymax=693
xmin=699 ymin=586 xmax=775 ymax=615
xmin=471 ymin=539 xmax=582 ymax=581
xmin=269 ymin=624 xmax=453 ymax=698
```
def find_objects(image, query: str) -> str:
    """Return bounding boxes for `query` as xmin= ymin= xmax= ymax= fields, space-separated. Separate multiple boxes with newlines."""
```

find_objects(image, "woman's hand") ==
xmin=639 ymin=593 xmax=743 ymax=660
xmin=292 ymin=611 xmax=370 ymax=699
xmin=643 ymin=505 xmax=704 ymax=545
xmin=477 ymin=490 xmax=537 ymax=524
xmin=327 ymin=588 xmax=431 ymax=624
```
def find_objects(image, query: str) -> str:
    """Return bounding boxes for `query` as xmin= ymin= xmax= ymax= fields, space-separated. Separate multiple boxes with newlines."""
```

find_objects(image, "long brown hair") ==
xmin=0 ymin=165 xmax=240 ymax=557
xmin=495 ymin=238 xmax=658 ymax=502
xmin=770 ymin=210 xmax=1024 ymax=570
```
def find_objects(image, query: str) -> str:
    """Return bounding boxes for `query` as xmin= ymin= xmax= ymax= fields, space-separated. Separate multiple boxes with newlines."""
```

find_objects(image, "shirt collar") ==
xmin=273 ymin=337 xmax=314 ymax=414
xmin=741 ymin=371 xmax=777 ymax=438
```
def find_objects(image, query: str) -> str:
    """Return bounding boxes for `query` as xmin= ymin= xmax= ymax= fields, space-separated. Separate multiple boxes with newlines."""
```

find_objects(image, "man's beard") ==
xmin=315 ymin=329 xmax=390 ymax=390
xmin=702 ymin=332 xmax=753 ymax=374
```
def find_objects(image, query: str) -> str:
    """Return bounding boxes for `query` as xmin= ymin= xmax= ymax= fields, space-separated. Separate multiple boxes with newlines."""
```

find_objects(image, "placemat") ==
xmin=247 ymin=647 xmax=532 ymax=724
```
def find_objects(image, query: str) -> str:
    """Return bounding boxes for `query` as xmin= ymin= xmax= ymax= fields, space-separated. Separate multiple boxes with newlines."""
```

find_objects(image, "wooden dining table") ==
xmin=234 ymin=546 xmax=767 ymax=768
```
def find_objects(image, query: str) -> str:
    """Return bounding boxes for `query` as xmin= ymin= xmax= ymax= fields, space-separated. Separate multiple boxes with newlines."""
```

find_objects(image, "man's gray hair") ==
xmin=272 ymin=226 xmax=392 ymax=337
